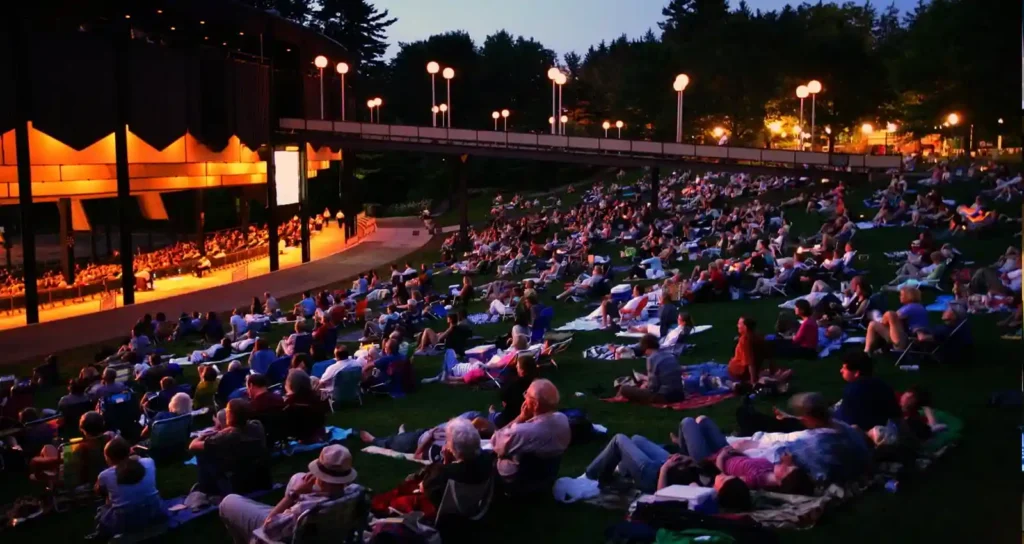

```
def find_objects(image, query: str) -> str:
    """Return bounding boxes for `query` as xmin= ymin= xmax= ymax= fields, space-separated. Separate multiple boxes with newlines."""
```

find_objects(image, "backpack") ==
xmin=559 ymin=408 xmax=595 ymax=445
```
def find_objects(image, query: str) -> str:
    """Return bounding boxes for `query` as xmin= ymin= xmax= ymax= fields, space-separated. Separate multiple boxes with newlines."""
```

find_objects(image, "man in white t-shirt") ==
xmin=228 ymin=308 xmax=248 ymax=341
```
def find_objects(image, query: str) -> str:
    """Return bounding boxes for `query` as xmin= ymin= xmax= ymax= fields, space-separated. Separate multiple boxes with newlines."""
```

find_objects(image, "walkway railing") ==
xmin=280 ymin=119 xmax=903 ymax=172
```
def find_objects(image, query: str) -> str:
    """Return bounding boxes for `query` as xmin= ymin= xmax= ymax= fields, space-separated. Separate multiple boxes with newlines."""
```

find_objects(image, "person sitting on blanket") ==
xmin=491 ymin=379 xmax=571 ymax=488
xmin=189 ymin=399 xmax=271 ymax=499
xmin=415 ymin=313 xmax=473 ymax=357
xmin=276 ymin=321 xmax=311 ymax=357
xmin=717 ymin=393 xmax=871 ymax=484
xmin=555 ymin=265 xmax=605 ymax=301
xmin=864 ymin=286 xmax=928 ymax=355
xmin=833 ymin=351 xmax=900 ymax=431
xmin=772 ymin=299 xmax=820 ymax=359
xmin=728 ymin=316 xmax=765 ymax=384
xmin=886 ymin=251 xmax=947 ymax=290
xmin=670 ymin=416 xmax=816 ymax=496
xmin=219 ymin=445 xmax=363 ymax=544
xmin=616 ymin=334 xmax=684 ymax=404
xmin=92 ymin=436 xmax=166 ymax=540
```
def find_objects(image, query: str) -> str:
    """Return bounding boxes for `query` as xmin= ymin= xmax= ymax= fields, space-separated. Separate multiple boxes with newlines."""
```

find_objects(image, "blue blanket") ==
xmin=185 ymin=427 xmax=353 ymax=465
xmin=926 ymin=295 xmax=955 ymax=312
xmin=163 ymin=486 xmax=280 ymax=528
xmin=680 ymin=363 xmax=734 ymax=396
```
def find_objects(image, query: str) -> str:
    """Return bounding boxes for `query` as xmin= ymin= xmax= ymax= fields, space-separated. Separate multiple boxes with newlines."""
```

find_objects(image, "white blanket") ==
xmin=616 ymin=324 xmax=712 ymax=339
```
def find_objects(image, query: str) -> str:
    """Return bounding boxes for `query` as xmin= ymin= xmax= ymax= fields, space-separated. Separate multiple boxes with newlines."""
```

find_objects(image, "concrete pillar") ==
xmin=113 ymin=23 xmax=134 ymax=306
xmin=299 ymin=144 xmax=311 ymax=263
xmin=57 ymin=198 xmax=75 ymax=285
xmin=11 ymin=13 xmax=38 ymax=323
xmin=266 ymin=147 xmax=280 ymax=272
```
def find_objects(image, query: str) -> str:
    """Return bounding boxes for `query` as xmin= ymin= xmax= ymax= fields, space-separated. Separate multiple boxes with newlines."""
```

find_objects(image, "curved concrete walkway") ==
xmin=0 ymin=217 xmax=432 ymax=364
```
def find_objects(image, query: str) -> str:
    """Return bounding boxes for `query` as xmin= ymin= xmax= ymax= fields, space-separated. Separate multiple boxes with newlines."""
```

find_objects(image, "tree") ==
xmin=311 ymin=0 xmax=396 ymax=73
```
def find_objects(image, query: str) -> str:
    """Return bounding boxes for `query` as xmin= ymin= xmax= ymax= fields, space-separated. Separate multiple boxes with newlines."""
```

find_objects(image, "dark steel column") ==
xmin=11 ymin=15 xmax=39 ymax=323
xmin=341 ymin=153 xmax=357 ymax=238
xmin=299 ymin=144 xmax=311 ymax=263
xmin=266 ymin=147 xmax=280 ymax=272
xmin=113 ymin=26 xmax=134 ymax=306
xmin=195 ymin=189 xmax=206 ymax=256
xmin=57 ymin=198 xmax=75 ymax=285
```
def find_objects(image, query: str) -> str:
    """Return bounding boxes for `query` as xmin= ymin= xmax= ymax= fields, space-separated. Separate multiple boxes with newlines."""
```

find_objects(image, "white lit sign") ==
xmin=274 ymin=150 xmax=300 ymax=206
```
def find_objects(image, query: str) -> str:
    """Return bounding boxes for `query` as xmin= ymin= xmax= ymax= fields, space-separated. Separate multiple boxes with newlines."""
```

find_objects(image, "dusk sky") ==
xmin=375 ymin=0 xmax=923 ymax=59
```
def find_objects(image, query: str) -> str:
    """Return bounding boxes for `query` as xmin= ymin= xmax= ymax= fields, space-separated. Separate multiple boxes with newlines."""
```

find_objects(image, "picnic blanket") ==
xmin=361 ymin=445 xmax=432 ymax=465
xmin=818 ymin=336 xmax=865 ymax=358
xmin=615 ymin=324 xmax=712 ymax=339
xmin=926 ymin=295 xmax=956 ymax=312
xmin=557 ymin=316 xmax=658 ymax=332
xmin=163 ymin=486 xmax=281 ymax=528
xmin=601 ymin=393 xmax=734 ymax=411
xmin=744 ymin=485 xmax=849 ymax=529
xmin=171 ymin=351 xmax=249 ymax=367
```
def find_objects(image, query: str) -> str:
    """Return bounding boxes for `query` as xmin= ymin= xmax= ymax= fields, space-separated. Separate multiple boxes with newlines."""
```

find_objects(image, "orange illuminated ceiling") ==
xmin=0 ymin=125 xmax=340 ymax=204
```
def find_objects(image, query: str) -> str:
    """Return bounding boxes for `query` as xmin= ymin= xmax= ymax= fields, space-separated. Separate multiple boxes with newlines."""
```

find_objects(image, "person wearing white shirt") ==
xmin=319 ymin=346 xmax=366 ymax=392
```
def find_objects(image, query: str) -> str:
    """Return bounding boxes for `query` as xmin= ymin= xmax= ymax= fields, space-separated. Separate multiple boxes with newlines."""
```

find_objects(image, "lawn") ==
xmin=0 ymin=172 xmax=1021 ymax=543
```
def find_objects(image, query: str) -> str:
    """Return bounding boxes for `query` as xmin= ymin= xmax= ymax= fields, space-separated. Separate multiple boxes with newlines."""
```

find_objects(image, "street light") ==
xmin=492 ymin=111 xmax=500 ymax=130
xmin=615 ymin=120 xmax=624 ymax=139
xmin=336 ymin=62 xmax=349 ymax=121
xmin=427 ymin=61 xmax=440 ymax=126
xmin=796 ymin=85 xmax=808 ymax=146
xmin=673 ymin=74 xmax=689 ymax=143
xmin=547 ymin=67 xmax=561 ymax=135
xmin=560 ymin=115 xmax=569 ymax=135
xmin=807 ymin=80 xmax=821 ymax=150
xmin=501 ymin=109 xmax=509 ymax=131
xmin=602 ymin=120 xmax=611 ymax=138
xmin=373 ymin=97 xmax=382 ymax=123
xmin=314 ymin=55 xmax=328 ymax=119
xmin=712 ymin=126 xmax=725 ymax=141
xmin=439 ymin=103 xmax=447 ymax=126
xmin=884 ymin=122 xmax=897 ymax=155
xmin=861 ymin=123 xmax=874 ymax=135
xmin=946 ymin=113 xmax=959 ymax=126
xmin=443 ymin=67 xmax=455 ymax=128
xmin=768 ymin=121 xmax=782 ymax=149
xmin=366 ymin=99 xmax=375 ymax=123
xmin=555 ymin=72 xmax=567 ymax=134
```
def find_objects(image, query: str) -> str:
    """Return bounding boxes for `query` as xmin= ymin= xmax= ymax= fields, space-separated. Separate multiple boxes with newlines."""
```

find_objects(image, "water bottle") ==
xmin=898 ymin=365 xmax=919 ymax=372
xmin=884 ymin=479 xmax=899 ymax=493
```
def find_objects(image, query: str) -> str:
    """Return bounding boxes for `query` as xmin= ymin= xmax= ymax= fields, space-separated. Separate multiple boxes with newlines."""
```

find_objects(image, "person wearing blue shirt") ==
xmin=834 ymin=351 xmax=900 ymax=430
xmin=864 ymin=285 xmax=928 ymax=355
xmin=296 ymin=292 xmax=317 ymax=318
xmin=362 ymin=339 xmax=407 ymax=394
xmin=248 ymin=338 xmax=277 ymax=374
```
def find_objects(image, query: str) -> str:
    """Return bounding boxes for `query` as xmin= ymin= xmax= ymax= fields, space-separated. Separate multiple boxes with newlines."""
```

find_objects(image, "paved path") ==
xmin=0 ymin=217 xmax=432 ymax=364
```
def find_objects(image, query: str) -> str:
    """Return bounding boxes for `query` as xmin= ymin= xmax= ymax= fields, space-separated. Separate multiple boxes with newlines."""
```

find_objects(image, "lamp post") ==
xmin=427 ymin=61 xmax=440 ymax=126
xmin=997 ymin=117 xmax=1004 ymax=150
xmin=555 ymin=72 xmax=567 ymax=135
xmin=713 ymin=126 xmax=725 ymax=145
xmin=373 ymin=97 xmax=382 ymax=123
xmin=884 ymin=122 xmax=897 ymax=155
xmin=560 ymin=115 xmax=569 ymax=135
xmin=602 ymin=121 xmax=610 ymax=138
xmin=431 ymin=105 xmax=439 ymax=125
xmin=439 ymin=103 xmax=448 ymax=127
xmin=807 ymin=80 xmax=821 ymax=151
xmin=768 ymin=121 xmax=782 ymax=149
xmin=795 ymin=85 xmax=808 ymax=149
xmin=546 ymin=68 xmax=561 ymax=135
xmin=501 ymin=109 xmax=509 ymax=131
xmin=443 ymin=67 xmax=455 ymax=128
xmin=946 ymin=113 xmax=960 ymax=155
xmin=335 ymin=62 xmax=349 ymax=121
xmin=673 ymin=74 xmax=689 ymax=143
xmin=492 ymin=111 xmax=499 ymax=130
xmin=366 ymin=99 xmax=374 ymax=123
xmin=615 ymin=120 xmax=624 ymax=139
xmin=792 ymin=126 xmax=802 ymax=150
xmin=314 ymin=55 xmax=328 ymax=119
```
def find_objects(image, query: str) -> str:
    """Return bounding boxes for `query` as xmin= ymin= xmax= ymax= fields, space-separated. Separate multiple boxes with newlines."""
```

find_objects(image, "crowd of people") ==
xmin=0 ymin=163 xmax=1018 ymax=541
xmin=0 ymin=216 xmax=322 ymax=297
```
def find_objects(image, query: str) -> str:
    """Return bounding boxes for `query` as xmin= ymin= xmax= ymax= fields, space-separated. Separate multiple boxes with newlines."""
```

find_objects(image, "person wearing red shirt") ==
xmin=708 ymin=262 xmax=728 ymax=292
xmin=727 ymin=317 xmax=764 ymax=383
xmin=773 ymin=299 xmax=819 ymax=359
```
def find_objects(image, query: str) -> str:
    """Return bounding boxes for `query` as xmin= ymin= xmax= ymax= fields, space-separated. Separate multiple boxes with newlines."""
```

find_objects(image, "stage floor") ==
xmin=0 ymin=219 xmax=430 ymax=364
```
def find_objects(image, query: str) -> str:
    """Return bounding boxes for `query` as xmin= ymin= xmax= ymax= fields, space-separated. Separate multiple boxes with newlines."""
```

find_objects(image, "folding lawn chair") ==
xmin=892 ymin=319 xmax=968 ymax=367
xmin=329 ymin=367 xmax=364 ymax=411
xmin=252 ymin=487 xmax=369 ymax=544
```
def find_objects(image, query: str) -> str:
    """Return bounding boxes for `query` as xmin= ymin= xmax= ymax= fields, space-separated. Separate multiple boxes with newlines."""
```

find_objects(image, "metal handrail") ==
xmin=281 ymin=118 xmax=902 ymax=171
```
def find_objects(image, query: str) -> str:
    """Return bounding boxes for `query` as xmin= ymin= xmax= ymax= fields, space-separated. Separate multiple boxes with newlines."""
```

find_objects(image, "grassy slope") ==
xmin=1 ymin=172 xmax=1021 ymax=543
